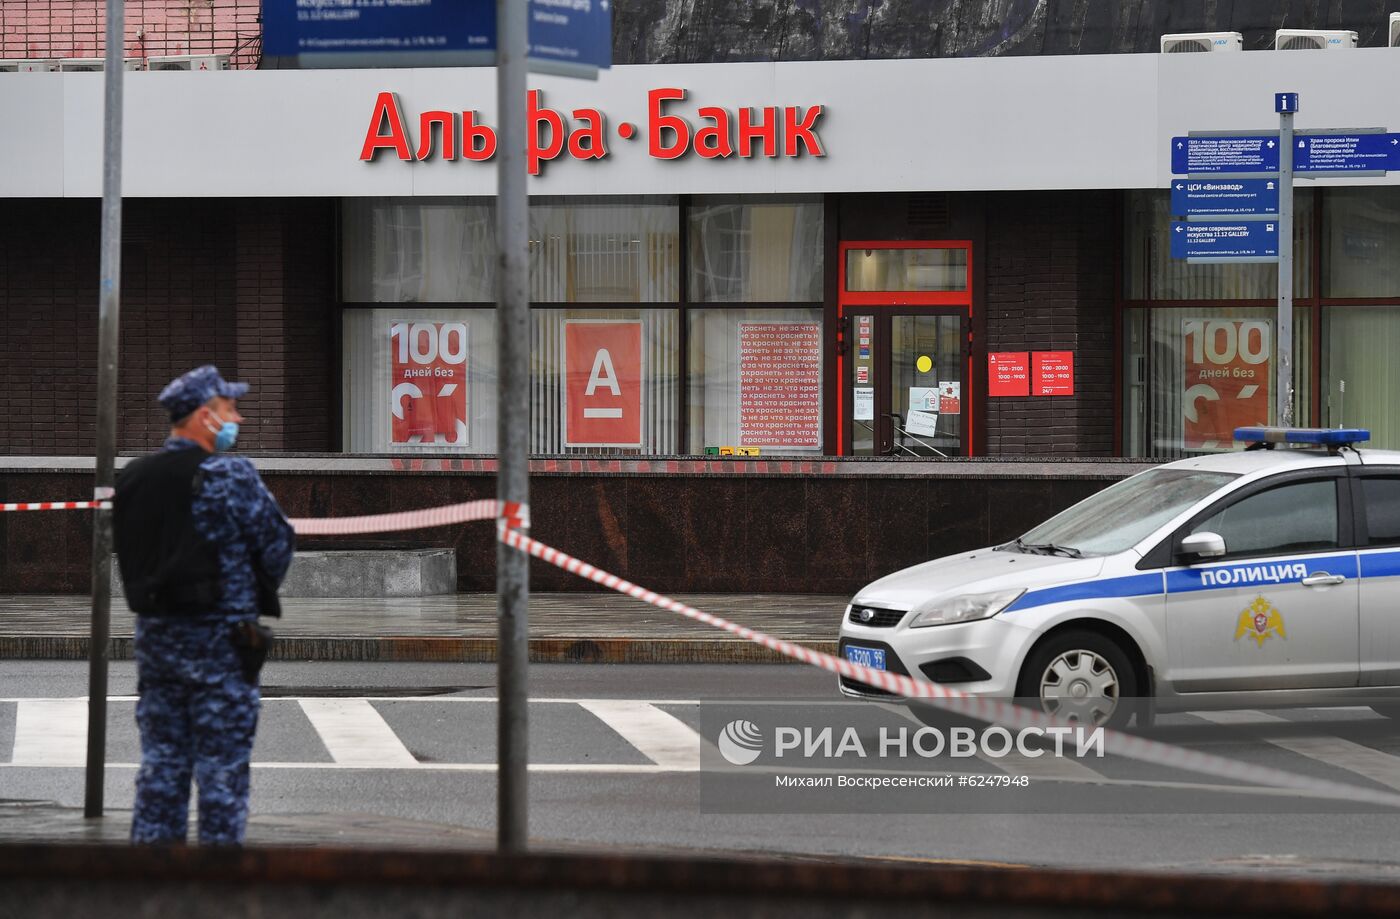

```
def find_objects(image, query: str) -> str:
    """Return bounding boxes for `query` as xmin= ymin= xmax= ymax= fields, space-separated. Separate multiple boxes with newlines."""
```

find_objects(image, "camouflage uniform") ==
xmin=129 ymin=368 xmax=294 ymax=846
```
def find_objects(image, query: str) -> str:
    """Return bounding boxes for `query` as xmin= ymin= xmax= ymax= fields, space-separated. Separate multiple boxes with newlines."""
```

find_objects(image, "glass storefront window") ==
xmin=531 ymin=308 xmax=679 ymax=454
xmin=344 ymin=307 xmax=680 ymax=454
xmin=1125 ymin=190 xmax=1313 ymax=300
xmin=1323 ymin=307 xmax=1400 ymax=449
xmin=343 ymin=197 xmax=679 ymax=303
xmin=1120 ymin=306 xmax=1311 ymax=458
xmin=688 ymin=197 xmax=823 ymax=302
xmin=343 ymin=308 xmax=499 ymax=452
xmin=844 ymin=247 xmax=967 ymax=292
xmin=1323 ymin=187 xmax=1400 ymax=298
xmin=687 ymin=308 xmax=823 ymax=454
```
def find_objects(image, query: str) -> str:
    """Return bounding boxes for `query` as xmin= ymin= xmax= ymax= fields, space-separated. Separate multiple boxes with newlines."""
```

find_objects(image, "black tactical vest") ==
xmin=114 ymin=447 xmax=223 ymax=616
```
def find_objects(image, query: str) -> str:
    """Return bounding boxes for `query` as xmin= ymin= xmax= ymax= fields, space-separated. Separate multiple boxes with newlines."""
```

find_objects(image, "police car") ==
xmin=838 ymin=427 xmax=1400 ymax=728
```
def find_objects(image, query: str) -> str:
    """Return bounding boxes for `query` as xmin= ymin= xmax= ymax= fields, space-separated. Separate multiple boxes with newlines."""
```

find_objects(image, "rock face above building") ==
xmin=612 ymin=0 xmax=1397 ymax=63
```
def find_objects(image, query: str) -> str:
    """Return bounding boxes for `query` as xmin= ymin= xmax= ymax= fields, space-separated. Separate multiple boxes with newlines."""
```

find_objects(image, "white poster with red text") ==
xmin=738 ymin=321 xmax=821 ymax=448
xmin=1182 ymin=318 xmax=1272 ymax=449
xmin=565 ymin=320 xmax=643 ymax=448
xmin=390 ymin=321 xmax=468 ymax=446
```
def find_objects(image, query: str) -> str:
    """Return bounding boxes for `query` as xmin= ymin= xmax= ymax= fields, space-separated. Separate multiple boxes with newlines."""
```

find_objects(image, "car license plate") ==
xmin=844 ymin=645 xmax=886 ymax=671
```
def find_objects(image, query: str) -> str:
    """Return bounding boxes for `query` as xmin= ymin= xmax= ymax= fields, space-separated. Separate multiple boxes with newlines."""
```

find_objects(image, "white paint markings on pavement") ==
xmin=577 ymin=700 xmax=702 ymax=771
xmin=1195 ymin=710 xmax=1400 ymax=792
xmin=10 ymin=699 xmax=88 ymax=766
xmin=298 ymin=699 xmax=418 ymax=767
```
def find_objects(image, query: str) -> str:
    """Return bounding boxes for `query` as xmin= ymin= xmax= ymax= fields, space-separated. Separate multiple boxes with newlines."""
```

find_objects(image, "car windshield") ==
xmin=1011 ymin=468 xmax=1238 ymax=557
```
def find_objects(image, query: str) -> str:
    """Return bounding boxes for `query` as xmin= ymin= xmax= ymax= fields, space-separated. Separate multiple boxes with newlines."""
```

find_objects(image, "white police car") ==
xmin=838 ymin=427 xmax=1400 ymax=728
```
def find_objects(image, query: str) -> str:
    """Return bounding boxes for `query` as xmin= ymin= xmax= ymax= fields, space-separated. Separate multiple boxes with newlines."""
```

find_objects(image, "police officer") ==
xmin=114 ymin=366 xmax=294 ymax=846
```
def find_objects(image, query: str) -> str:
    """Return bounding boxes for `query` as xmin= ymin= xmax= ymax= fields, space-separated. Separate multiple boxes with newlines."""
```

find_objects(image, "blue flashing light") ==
xmin=1234 ymin=426 xmax=1371 ymax=446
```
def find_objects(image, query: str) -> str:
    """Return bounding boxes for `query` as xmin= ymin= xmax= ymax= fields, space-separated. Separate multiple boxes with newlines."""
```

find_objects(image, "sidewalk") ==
xmin=0 ymin=593 xmax=846 ymax=663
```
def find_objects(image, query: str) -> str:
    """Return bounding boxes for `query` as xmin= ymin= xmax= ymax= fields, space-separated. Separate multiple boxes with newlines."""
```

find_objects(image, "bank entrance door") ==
xmin=839 ymin=241 xmax=974 ymax=456
xmin=847 ymin=310 xmax=968 ymax=456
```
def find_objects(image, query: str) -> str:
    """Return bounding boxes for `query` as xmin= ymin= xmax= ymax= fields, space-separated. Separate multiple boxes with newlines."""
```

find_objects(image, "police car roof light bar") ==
xmin=1234 ymin=426 xmax=1371 ymax=447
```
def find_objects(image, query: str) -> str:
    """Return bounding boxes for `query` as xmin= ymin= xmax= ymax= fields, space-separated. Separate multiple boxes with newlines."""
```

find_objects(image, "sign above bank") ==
xmin=1170 ymin=133 xmax=1400 ymax=175
xmin=1171 ymin=178 xmax=1279 ymax=217
xmin=1170 ymin=220 xmax=1279 ymax=260
xmin=360 ymin=89 xmax=827 ymax=175
xmin=261 ymin=0 xmax=611 ymax=77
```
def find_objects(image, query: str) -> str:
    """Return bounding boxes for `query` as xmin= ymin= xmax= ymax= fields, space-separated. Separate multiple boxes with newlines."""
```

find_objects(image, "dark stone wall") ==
xmin=612 ymin=0 xmax=1397 ymax=63
xmin=0 ymin=199 xmax=337 ymax=455
xmin=0 ymin=467 xmax=1124 ymax=594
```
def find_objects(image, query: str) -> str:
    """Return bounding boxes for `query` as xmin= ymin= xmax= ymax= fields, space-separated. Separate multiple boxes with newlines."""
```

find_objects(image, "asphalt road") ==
xmin=7 ymin=660 xmax=1400 ymax=878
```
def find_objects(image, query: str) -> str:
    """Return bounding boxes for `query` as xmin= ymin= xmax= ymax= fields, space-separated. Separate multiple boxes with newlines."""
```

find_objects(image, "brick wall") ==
xmin=0 ymin=198 xmax=335 ymax=455
xmin=0 ymin=0 xmax=261 ymax=69
xmin=983 ymin=191 xmax=1117 ymax=456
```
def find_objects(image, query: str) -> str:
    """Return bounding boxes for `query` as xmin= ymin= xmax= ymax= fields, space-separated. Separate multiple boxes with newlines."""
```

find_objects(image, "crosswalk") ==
xmin=5 ymin=697 xmax=1400 ymax=798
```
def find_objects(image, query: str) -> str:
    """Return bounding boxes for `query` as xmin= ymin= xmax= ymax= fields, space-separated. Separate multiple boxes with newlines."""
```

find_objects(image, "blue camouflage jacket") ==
xmin=162 ymin=437 xmax=295 ymax=618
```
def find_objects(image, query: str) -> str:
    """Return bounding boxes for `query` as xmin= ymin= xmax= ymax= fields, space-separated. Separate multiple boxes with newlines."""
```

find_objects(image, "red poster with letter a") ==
xmin=565 ymin=321 xmax=643 ymax=447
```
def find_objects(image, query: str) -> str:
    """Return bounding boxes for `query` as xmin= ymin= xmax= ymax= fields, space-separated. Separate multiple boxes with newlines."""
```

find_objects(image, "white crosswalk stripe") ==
xmin=298 ymin=699 xmax=419 ymax=767
xmin=1194 ymin=710 xmax=1400 ymax=792
xmin=577 ymin=700 xmax=703 ymax=770
xmin=11 ymin=699 xmax=88 ymax=766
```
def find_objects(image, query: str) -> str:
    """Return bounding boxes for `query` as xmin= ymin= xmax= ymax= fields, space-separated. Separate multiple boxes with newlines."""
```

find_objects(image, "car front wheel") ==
xmin=1016 ymin=629 xmax=1138 ymax=730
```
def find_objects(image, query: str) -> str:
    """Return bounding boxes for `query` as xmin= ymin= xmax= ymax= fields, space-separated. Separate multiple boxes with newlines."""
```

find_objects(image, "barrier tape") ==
xmin=0 ymin=501 xmax=110 ymax=512
xmin=24 ymin=492 xmax=1399 ymax=809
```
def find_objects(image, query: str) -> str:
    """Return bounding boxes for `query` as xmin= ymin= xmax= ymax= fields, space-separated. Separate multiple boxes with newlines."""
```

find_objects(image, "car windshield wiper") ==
xmin=1012 ymin=538 xmax=1084 ymax=558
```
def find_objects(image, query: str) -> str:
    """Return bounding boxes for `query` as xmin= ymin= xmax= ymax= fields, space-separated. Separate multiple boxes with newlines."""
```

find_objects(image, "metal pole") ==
xmin=1278 ymin=108 xmax=1295 ymax=427
xmin=495 ymin=0 xmax=530 ymax=853
xmin=85 ymin=0 xmax=125 ymax=819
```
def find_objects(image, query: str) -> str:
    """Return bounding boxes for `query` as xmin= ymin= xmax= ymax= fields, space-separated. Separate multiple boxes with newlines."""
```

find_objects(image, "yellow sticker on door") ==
xmin=1235 ymin=595 xmax=1286 ymax=646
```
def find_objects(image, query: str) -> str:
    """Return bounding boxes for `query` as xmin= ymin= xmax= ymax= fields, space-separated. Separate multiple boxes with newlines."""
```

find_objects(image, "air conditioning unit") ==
xmin=1275 ymin=29 xmax=1358 ymax=50
xmin=1390 ymin=12 xmax=1399 ymax=48
xmin=1160 ymin=32 xmax=1243 ymax=53
xmin=147 ymin=54 xmax=229 ymax=72
xmin=0 ymin=59 xmax=59 ymax=72
xmin=58 ymin=57 xmax=144 ymax=72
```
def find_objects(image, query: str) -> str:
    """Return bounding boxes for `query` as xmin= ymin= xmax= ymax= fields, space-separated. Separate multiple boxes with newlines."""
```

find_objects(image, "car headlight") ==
xmin=906 ymin=588 xmax=1025 ymax=628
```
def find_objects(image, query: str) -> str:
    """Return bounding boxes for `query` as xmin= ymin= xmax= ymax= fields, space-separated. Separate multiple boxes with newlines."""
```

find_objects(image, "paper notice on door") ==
xmin=854 ymin=387 xmax=874 ymax=421
xmin=938 ymin=381 xmax=961 ymax=414
xmin=905 ymin=410 xmax=939 ymax=437
xmin=907 ymin=387 xmax=938 ymax=413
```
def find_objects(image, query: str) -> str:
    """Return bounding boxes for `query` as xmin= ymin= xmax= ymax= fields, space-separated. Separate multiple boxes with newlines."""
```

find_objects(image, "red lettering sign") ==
xmin=739 ymin=322 xmax=821 ymax=448
xmin=987 ymin=352 xmax=1030 ymax=397
xmin=361 ymin=90 xmax=826 ymax=172
xmin=1182 ymin=319 xmax=1271 ymax=449
xmin=1032 ymin=351 xmax=1075 ymax=397
xmin=565 ymin=321 xmax=643 ymax=448
xmin=390 ymin=321 xmax=468 ymax=446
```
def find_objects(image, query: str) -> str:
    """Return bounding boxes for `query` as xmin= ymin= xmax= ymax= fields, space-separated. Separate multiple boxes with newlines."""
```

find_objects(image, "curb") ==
xmin=0 ymin=636 xmax=837 ymax=664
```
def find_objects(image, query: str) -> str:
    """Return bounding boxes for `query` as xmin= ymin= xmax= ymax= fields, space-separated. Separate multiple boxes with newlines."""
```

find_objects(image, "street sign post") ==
xmin=261 ymin=0 xmax=612 ymax=76
xmin=1171 ymin=178 xmax=1280 ymax=217
xmin=1169 ymin=96 xmax=1396 ymax=428
xmin=1170 ymin=220 xmax=1279 ymax=261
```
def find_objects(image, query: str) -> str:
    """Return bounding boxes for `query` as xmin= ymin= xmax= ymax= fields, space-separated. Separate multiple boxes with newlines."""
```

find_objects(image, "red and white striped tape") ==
xmin=0 ymin=500 xmax=110 ymax=512
xmin=134 ymin=493 xmax=1400 ymax=808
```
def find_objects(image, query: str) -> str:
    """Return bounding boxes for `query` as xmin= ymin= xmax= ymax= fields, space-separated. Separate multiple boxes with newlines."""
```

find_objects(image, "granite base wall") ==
xmin=0 ymin=466 xmax=1130 ymax=595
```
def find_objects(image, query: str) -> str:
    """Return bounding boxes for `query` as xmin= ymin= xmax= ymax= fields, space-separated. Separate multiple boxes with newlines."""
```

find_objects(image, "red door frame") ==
xmin=836 ymin=240 xmax=975 ymax=456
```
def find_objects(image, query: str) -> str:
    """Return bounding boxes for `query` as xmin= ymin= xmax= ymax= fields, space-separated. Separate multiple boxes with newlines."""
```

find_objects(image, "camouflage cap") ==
xmin=158 ymin=365 xmax=249 ymax=422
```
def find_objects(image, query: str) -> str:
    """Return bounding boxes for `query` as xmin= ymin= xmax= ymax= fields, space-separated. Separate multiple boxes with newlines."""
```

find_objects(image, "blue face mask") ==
xmin=205 ymin=412 xmax=240 ymax=452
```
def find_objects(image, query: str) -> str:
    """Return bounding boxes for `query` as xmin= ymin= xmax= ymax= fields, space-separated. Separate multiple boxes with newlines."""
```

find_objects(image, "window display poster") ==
xmin=938 ymin=381 xmax=961 ymax=414
xmin=738 ymin=322 xmax=821 ymax=447
xmin=390 ymin=321 xmax=469 ymax=445
xmin=988 ymin=352 xmax=1030 ymax=397
xmin=565 ymin=320 xmax=644 ymax=447
xmin=1032 ymin=351 xmax=1075 ymax=397
xmin=1182 ymin=318 xmax=1271 ymax=449
xmin=908 ymin=387 xmax=937 ymax=412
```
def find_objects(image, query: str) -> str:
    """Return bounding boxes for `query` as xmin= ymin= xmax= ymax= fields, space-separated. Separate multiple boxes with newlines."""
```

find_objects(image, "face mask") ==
xmin=204 ymin=412 xmax=240 ymax=452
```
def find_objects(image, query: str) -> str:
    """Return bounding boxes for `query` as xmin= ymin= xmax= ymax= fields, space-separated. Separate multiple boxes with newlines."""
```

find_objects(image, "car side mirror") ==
xmin=1180 ymin=531 xmax=1226 ymax=560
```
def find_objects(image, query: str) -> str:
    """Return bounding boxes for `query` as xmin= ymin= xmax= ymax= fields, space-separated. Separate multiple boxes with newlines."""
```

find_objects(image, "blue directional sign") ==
xmin=1170 ymin=178 xmax=1280 ymax=217
xmin=1170 ymin=221 xmax=1279 ymax=260
xmin=261 ymin=0 xmax=611 ymax=73
xmin=1171 ymin=136 xmax=1281 ymax=175
xmin=1295 ymin=134 xmax=1400 ymax=173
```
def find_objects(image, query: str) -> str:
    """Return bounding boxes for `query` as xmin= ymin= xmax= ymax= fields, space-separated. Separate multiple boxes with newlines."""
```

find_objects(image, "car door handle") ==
xmin=1301 ymin=573 xmax=1346 ymax=587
